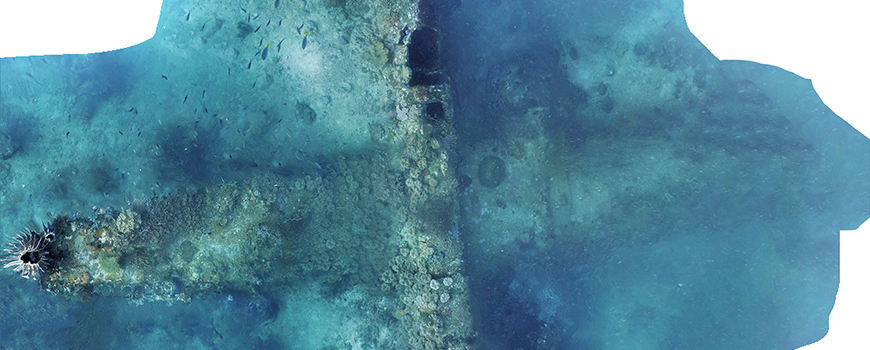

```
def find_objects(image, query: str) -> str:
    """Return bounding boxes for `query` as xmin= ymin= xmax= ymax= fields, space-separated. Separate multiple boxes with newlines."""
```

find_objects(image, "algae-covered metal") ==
xmin=42 ymin=176 xmax=319 ymax=302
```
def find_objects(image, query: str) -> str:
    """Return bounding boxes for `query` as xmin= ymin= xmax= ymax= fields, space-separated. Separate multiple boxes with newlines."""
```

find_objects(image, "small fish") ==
xmin=302 ymin=31 xmax=309 ymax=49
xmin=240 ymin=6 xmax=246 ymax=13
xmin=259 ymin=38 xmax=263 ymax=47
xmin=261 ymin=43 xmax=271 ymax=60
xmin=296 ymin=23 xmax=304 ymax=35
xmin=275 ymin=0 xmax=280 ymax=8
xmin=200 ymin=18 xmax=212 ymax=30
xmin=254 ymin=24 xmax=261 ymax=33
xmin=161 ymin=75 xmax=168 ymax=80
xmin=202 ymin=90 xmax=206 ymax=98
xmin=204 ymin=106 xmax=209 ymax=114
xmin=279 ymin=19 xmax=282 ymax=26
xmin=128 ymin=107 xmax=134 ymax=112
xmin=186 ymin=12 xmax=190 ymax=21
xmin=228 ymin=67 xmax=231 ymax=75
xmin=252 ymin=14 xmax=260 ymax=20
xmin=183 ymin=95 xmax=188 ymax=104
xmin=266 ymin=19 xmax=271 ymax=26
xmin=276 ymin=38 xmax=285 ymax=53
xmin=247 ymin=60 xmax=252 ymax=69
xmin=25 ymin=72 xmax=42 ymax=85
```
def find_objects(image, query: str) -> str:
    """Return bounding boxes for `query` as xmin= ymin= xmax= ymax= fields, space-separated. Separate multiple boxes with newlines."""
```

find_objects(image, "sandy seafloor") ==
xmin=1 ymin=0 xmax=868 ymax=349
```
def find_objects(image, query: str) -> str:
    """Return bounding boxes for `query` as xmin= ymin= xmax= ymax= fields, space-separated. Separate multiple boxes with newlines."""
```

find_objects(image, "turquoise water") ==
xmin=1 ymin=0 xmax=868 ymax=349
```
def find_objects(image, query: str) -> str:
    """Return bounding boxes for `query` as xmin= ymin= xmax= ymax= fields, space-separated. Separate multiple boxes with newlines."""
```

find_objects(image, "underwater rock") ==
xmin=0 ymin=133 xmax=16 ymax=160
xmin=178 ymin=240 xmax=198 ymax=264
xmin=294 ymin=102 xmax=316 ymax=124
xmin=236 ymin=21 xmax=253 ymax=38
xmin=568 ymin=46 xmax=579 ymax=60
xmin=597 ymin=82 xmax=608 ymax=95
xmin=201 ymin=18 xmax=224 ymax=39
xmin=241 ymin=293 xmax=280 ymax=323
xmin=478 ymin=155 xmax=506 ymax=188
xmin=458 ymin=173 xmax=472 ymax=192
xmin=600 ymin=96 xmax=615 ymax=113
